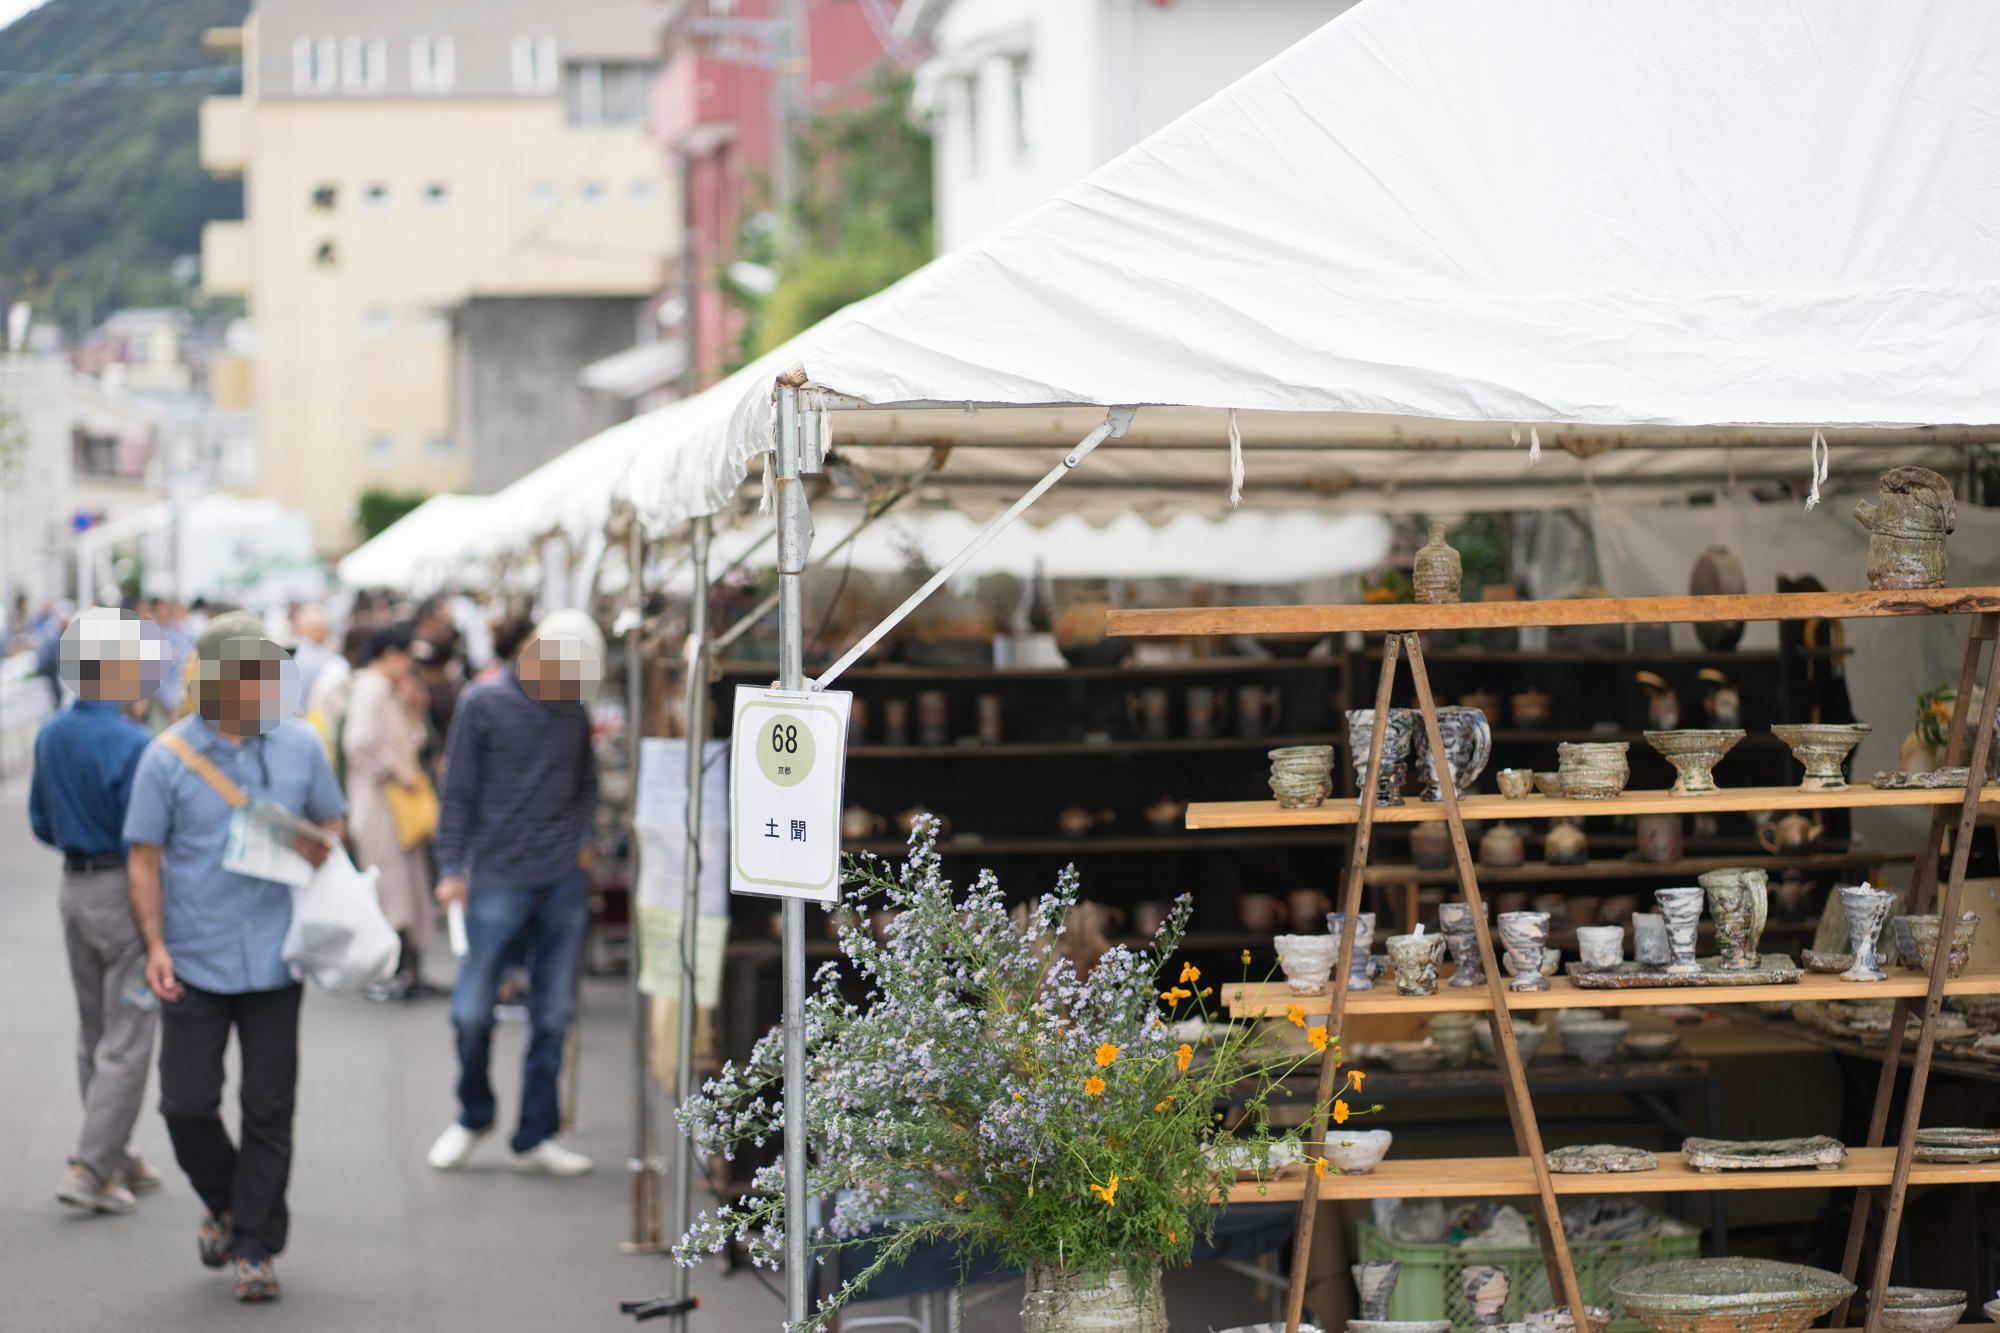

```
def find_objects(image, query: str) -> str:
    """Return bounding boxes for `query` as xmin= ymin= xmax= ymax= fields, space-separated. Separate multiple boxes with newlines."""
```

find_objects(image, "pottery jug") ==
xmin=841 ymin=806 xmax=887 ymax=841
xmin=1132 ymin=900 xmax=1171 ymax=937
xmin=1184 ymin=686 xmax=1224 ymax=740
xmin=1705 ymin=684 xmax=1742 ymax=729
xmin=1855 ymin=466 xmax=1956 ymax=590
xmin=1126 ymin=687 xmax=1171 ymax=741
xmin=1410 ymin=821 xmax=1454 ymax=869
xmin=1480 ymin=822 xmax=1526 ymax=868
xmin=1544 ymin=819 xmax=1589 ymax=866
xmin=1646 ymin=689 xmax=1681 ymax=732
xmin=1413 ymin=521 xmax=1463 ymax=604
xmin=1759 ymin=813 xmax=1824 ymax=855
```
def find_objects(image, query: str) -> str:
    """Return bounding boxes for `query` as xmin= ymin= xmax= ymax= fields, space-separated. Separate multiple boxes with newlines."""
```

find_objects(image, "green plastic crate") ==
xmin=1357 ymin=1219 xmax=1701 ymax=1333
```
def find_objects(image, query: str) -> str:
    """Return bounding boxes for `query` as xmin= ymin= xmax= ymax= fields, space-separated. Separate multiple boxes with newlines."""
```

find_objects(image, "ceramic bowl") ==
xmin=1771 ymin=722 xmax=1873 ymax=791
xmin=1612 ymin=1258 xmax=1854 ymax=1333
xmin=1622 ymin=1030 xmax=1682 ymax=1059
xmin=1322 ymin=1128 xmax=1393 ymax=1174
xmin=1643 ymin=729 xmax=1747 ymax=795
xmin=1273 ymin=934 xmax=1338 ymax=993
xmin=1875 ymin=1287 xmax=1967 ymax=1333
xmin=1533 ymin=771 xmax=1565 ymax=797
xmin=1496 ymin=768 xmax=1536 ymax=799
xmin=1474 ymin=1020 xmax=1549 ymax=1063
xmin=1983 ymin=1297 xmax=2000 ymax=1324
xmin=1346 ymin=1323 xmax=1451 ymax=1333
xmin=1560 ymin=1018 xmax=1631 ymax=1065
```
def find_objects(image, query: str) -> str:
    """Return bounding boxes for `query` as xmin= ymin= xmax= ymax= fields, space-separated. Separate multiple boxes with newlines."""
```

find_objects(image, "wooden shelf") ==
xmin=1220 ymin=966 xmax=2000 ymax=1017
xmin=718 ymin=655 xmax=1339 ymax=682
xmin=1361 ymin=646 xmax=1849 ymax=664
xmin=1111 ymin=586 xmax=2000 ymax=638
xmin=845 ymin=829 xmax=1348 ymax=857
xmin=1357 ymin=851 xmax=1907 ymax=886
xmin=1188 ymin=784 xmax=2000 ymax=829
xmin=850 ymin=733 xmax=1338 ymax=759
xmin=1223 ymin=1146 xmax=2000 ymax=1203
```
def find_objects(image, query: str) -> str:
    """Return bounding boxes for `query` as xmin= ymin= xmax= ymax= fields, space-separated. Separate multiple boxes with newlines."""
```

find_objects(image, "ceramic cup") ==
xmin=1908 ymin=911 xmax=1981 ymax=980
xmin=1323 ymin=911 xmax=1377 ymax=990
xmin=1496 ymin=768 xmax=1535 ymax=799
xmin=1346 ymin=708 xmax=1417 ymax=806
xmin=1462 ymin=1265 xmax=1512 ymax=1329
xmin=1268 ymin=744 xmax=1336 ymax=809
xmin=1438 ymin=901 xmax=1490 ymax=987
xmin=1273 ymin=933 xmax=1338 ymax=993
xmin=1556 ymin=741 xmax=1631 ymax=800
xmin=1839 ymin=884 xmax=1897 ymax=982
xmin=1386 ymin=932 xmax=1447 ymax=996
xmin=1352 ymin=1261 xmax=1402 ymax=1322
xmin=1652 ymin=887 xmax=1705 ymax=977
xmin=1697 ymin=867 xmax=1770 ymax=971
xmin=1631 ymin=912 xmax=1670 ymax=967
xmin=1498 ymin=910 xmax=1553 ymax=992
xmin=1575 ymin=924 xmax=1626 ymax=971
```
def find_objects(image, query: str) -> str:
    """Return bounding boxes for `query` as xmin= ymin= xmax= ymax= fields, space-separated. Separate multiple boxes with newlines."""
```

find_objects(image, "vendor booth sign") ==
xmin=729 ymin=686 xmax=852 ymax=903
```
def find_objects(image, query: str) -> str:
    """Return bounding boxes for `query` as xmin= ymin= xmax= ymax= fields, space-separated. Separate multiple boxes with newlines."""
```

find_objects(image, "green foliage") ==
xmin=736 ymin=69 xmax=934 ymax=361
xmin=0 ymin=0 xmax=247 ymax=329
xmin=357 ymin=488 xmax=428 ymax=541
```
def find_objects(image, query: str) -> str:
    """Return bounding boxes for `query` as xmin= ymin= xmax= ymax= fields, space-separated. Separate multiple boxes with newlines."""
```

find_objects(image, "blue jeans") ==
xmin=450 ymin=873 xmax=589 ymax=1153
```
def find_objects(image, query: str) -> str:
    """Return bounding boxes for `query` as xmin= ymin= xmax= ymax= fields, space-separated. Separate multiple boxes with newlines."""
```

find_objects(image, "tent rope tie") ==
xmin=1804 ymin=429 xmax=1830 ymax=510
xmin=1227 ymin=409 xmax=1245 ymax=507
xmin=817 ymin=409 xmax=833 ymax=464
xmin=1512 ymin=424 xmax=1542 ymax=465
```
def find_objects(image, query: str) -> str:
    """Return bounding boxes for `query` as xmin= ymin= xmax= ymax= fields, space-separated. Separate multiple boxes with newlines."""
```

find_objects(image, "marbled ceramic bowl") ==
xmin=1611 ymin=1258 xmax=1854 ymax=1333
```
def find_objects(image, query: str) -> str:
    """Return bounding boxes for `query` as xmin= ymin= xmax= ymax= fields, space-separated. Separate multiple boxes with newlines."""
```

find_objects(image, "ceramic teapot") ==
xmin=1759 ymin=813 xmax=1824 ymax=855
xmin=842 ymin=806 xmax=887 ymax=841
xmin=1056 ymin=806 xmax=1114 ymax=838
xmin=1143 ymin=795 xmax=1187 ymax=832
xmin=1480 ymin=822 xmax=1527 ymax=868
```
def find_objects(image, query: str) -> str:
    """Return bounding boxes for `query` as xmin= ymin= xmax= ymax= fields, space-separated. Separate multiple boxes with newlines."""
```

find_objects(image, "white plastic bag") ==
xmin=281 ymin=848 xmax=400 ymax=993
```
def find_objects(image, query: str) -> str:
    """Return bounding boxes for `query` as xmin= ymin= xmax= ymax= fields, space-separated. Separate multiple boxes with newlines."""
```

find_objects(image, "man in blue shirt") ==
xmin=125 ymin=612 xmax=345 ymax=1306
xmin=29 ymin=609 xmax=161 ymax=1218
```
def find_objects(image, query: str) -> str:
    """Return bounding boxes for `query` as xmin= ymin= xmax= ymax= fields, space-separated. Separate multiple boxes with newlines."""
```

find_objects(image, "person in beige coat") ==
xmin=340 ymin=622 xmax=434 ymax=1001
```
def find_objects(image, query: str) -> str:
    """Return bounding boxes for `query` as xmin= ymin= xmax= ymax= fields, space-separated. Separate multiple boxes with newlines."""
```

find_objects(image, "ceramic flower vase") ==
xmin=1387 ymin=932 xmax=1447 ymax=996
xmin=1498 ymin=910 xmax=1553 ymax=992
xmin=1324 ymin=911 xmax=1377 ymax=991
xmin=1273 ymin=933 xmax=1338 ymax=994
xmin=1463 ymin=1264 xmax=1512 ymax=1328
xmin=1353 ymin=1260 xmax=1402 ymax=1321
xmin=1414 ymin=520 xmax=1463 ymax=604
xmin=1697 ymin=867 xmax=1769 ymax=970
xmin=1855 ymin=465 xmax=1956 ymax=590
xmin=1021 ymin=1261 xmax=1166 ymax=1333
xmin=1839 ymin=885 xmax=1897 ymax=982
xmin=1439 ymin=901 xmax=1489 ymax=987
xmin=1347 ymin=708 xmax=1417 ymax=806
xmin=1652 ymin=887 xmax=1705 ymax=977
xmin=1416 ymin=706 xmax=1494 ymax=801
xmin=1908 ymin=911 xmax=1981 ymax=979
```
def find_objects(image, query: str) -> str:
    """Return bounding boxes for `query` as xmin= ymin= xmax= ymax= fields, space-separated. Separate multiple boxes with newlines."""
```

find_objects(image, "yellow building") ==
xmin=200 ymin=3 xmax=678 ymax=554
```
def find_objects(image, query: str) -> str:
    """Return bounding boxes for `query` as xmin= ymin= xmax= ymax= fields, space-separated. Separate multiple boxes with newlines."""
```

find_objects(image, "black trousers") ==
xmin=158 ymin=982 xmax=303 ymax=1261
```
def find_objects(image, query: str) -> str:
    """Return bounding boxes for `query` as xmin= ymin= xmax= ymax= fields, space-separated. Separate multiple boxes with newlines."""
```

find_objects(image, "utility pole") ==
xmin=770 ymin=0 xmax=806 ymax=257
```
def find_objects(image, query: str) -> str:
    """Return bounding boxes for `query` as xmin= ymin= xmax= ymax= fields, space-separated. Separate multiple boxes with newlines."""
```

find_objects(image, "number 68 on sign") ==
xmin=729 ymin=686 xmax=853 ymax=903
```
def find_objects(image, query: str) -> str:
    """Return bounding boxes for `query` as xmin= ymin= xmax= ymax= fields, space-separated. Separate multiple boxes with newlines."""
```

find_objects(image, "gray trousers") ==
xmin=60 ymin=867 xmax=158 ymax=1182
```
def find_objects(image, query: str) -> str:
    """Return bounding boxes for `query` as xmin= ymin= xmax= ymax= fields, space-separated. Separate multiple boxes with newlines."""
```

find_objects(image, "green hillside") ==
xmin=0 ymin=0 xmax=248 ymax=328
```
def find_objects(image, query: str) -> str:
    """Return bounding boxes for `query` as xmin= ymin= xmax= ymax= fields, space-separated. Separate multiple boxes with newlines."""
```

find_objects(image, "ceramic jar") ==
xmin=1324 ymin=911 xmax=1377 ymax=991
xmin=1636 ymin=813 xmax=1684 ymax=863
xmin=1557 ymin=741 xmax=1630 ymax=800
xmin=1498 ymin=910 xmax=1553 ymax=992
xmin=1416 ymin=706 xmax=1493 ymax=801
xmin=1273 ymin=934 xmax=1338 ymax=993
xmin=1908 ymin=911 xmax=1981 ymax=979
xmin=1236 ymin=894 xmax=1284 ymax=932
xmin=1459 ymin=689 xmax=1500 ymax=725
xmin=1512 ymin=689 xmax=1553 ymax=728
xmin=1268 ymin=744 xmax=1336 ymax=809
xmin=1414 ymin=521 xmax=1463 ymax=604
xmin=1387 ymin=932 xmax=1447 ymax=995
xmin=1346 ymin=709 xmax=1417 ymax=805
xmin=1576 ymin=924 xmax=1626 ymax=971
xmin=1856 ymin=466 xmax=1956 ymax=590
xmin=1652 ymin=887 xmax=1705 ymax=977
xmin=1632 ymin=911 xmax=1671 ymax=967
xmin=1689 ymin=544 xmax=1748 ymax=650
xmin=1698 ymin=867 xmax=1769 ymax=970
xmin=1544 ymin=819 xmax=1589 ymax=866
xmin=1839 ymin=884 xmax=1897 ymax=982
xmin=1438 ymin=901 xmax=1490 ymax=988
xmin=1480 ymin=822 xmax=1527 ymax=868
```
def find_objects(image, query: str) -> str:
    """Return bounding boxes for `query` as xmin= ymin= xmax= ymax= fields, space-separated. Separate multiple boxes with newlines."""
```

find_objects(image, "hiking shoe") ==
xmin=198 ymin=1212 xmax=234 ymax=1268
xmin=112 ymin=1159 xmax=164 ymax=1195
xmin=426 ymin=1121 xmax=491 ymax=1171
xmin=513 ymin=1138 xmax=593 ymax=1177
xmin=55 ymin=1162 xmax=136 ymax=1215
xmin=233 ymin=1257 xmax=280 ymax=1303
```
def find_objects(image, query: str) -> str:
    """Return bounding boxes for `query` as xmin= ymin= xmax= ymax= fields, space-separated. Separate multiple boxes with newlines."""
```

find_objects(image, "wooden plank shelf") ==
xmin=718 ymin=655 xmax=1339 ymax=682
xmin=1111 ymin=586 xmax=2000 ymax=638
xmin=1222 ymin=1146 xmax=2000 ymax=1204
xmin=1221 ymin=966 xmax=2000 ymax=1017
xmin=1358 ymin=851 xmax=1905 ymax=886
xmin=1189 ymin=784 xmax=2000 ymax=829
xmin=844 ymin=829 xmax=1349 ymax=857
xmin=850 ymin=733 xmax=1338 ymax=759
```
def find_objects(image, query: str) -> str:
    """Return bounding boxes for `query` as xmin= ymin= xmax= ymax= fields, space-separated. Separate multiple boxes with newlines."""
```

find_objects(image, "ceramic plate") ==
xmin=1681 ymin=1135 xmax=1846 ymax=1171
xmin=1914 ymin=1128 xmax=2000 ymax=1161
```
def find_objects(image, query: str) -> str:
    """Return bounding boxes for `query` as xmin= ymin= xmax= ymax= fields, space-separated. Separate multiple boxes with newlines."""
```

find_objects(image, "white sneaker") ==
xmin=426 ymin=1122 xmax=490 ymax=1171
xmin=55 ymin=1162 xmax=136 ymax=1215
xmin=513 ymin=1138 xmax=593 ymax=1177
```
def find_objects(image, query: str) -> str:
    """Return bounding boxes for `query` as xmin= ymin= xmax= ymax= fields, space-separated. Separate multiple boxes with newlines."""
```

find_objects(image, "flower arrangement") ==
xmin=676 ymin=819 xmax=1378 ymax=1328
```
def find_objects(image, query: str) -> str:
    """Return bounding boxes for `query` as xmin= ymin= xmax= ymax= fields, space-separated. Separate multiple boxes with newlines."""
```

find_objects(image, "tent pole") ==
xmin=622 ymin=517 xmax=662 ymax=1253
xmin=775 ymin=382 xmax=812 ymax=1327
xmin=811 ymin=406 xmax=1136 ymax=690
xmin=667 ymin=513 xmax=711 ymax=1328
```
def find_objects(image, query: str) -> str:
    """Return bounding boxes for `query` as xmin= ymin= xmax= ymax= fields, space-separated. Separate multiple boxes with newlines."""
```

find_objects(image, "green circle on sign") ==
xmin=757 ymin=713 xmax=816 ymax=787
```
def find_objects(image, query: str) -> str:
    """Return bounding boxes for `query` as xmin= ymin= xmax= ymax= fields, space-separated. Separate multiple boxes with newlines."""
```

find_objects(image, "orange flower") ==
xmin=1179 ymin=962 xmax=1201 ymax=984
xmin=952 ymin=1189 xmax=967 ymax=1205
xmin=1241 ymin=949 xmax=1252 ymax=965
xmin=1012 ymin=1092 xmax=1023 ymax=1100
xmin=1350 ymin=1069 xmax=1367 ymax=1092
xmin=1313 ymin=1156 xmax=1328 ymax=1180
xmin=1160 ymin=986 xmax=1192 ymax=1004
xmin=1167 ymin=1230 xmax=1177 ymax=1245
xmin=1309 ymin=1025 xmax=1329 ymax=1052
xmin=1095 ymin=1042 xmax=1120 ymax=1068
xmin=1200 ymin=986 xmax=1213 ymax=997
xmin=1333 ymin=1099 xmax=1352 ymax=1125
xmin=1084 ymin=1075 xmax=1106 ymax=1098
xmin=1089 ymin=1174 xmax=1121 ymax=1206
xmin=1286 ymin=1004 xmax=1307 ymax=1028
xmin=1175 ymin=1042 xmax=1194 ymax=1072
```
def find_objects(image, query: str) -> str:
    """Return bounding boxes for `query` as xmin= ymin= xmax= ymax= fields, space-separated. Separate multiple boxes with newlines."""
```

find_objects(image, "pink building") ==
xmin=654 ymin=1 xmax=892 ymax=387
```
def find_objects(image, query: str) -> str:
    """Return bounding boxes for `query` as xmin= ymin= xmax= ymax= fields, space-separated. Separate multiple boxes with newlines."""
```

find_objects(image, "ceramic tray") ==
xmin=1914 ymin=1127 xmax=2000 ymax=1162
xmin=1547 ymin=1144 xmax=1658 ymax=1174
xmin=1681 ymin=1135 xmax=1846 ymax=1171
xmin=1801 ymin=949 xmax=1852 ymax=973
xmin=1567 ymin=955 xmax=1802 ymax=989
xmin=1872 ymin=768 xmax=1970 ymax=789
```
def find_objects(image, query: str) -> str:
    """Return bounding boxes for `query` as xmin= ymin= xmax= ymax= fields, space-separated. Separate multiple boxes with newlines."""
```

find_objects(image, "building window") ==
xmin=422 ymin=182 xmax=449 ymax=209
xmin=578 ymin=181 xmax=607 ymax=209
xmin=292 ymin=36 xmax=337 ymax=94
xmin=426 ymin=435 xmax=455 ymax=461
xmin=363 ymin=182 xmax=390 ymax=208
xmin=314 ymin=239 xmax=339 ymax=267
xmin=362 ymin=308 xmax=394 ymax=339
xmin=512 ymin=33 xmax=558 ymax=94
xmin=310 ymin=182 xmax=338 ymax=211
xmin=410 ymin=34 xmax=455 ymax=93
xmin=563 ymin=61 xmax=653 ymax=126
xmin=366 ymin=435 xmax=395 ymax=466
xmin=629 ymin=180 xmax=658 ymax=208
xmin=527 ymin=181 xmax=559 ymax=212
xmin=342 ymin=36 xmax=387 ymax=93
xmin=420 ymin=312 xmax=452 ymax=340
xmin=1010 ymin=57 xmax=1035 ymax=158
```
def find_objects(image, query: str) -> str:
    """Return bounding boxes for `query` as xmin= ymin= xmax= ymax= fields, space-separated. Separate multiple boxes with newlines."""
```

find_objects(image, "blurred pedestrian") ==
xmin=124 ymin=612 xmax=345 ymax=1305
xmin=29 ymin=609 xmax=164 ymax=1216
xmin=287 ymin=604 xmax=336 ymax=716
xmin=472 ymin=614 xmax=531 ymax=686
xmin=341 ymin=622 xmax=435 ymax=1001
xmin=426 ymin=611 xmax=602 ymax=1178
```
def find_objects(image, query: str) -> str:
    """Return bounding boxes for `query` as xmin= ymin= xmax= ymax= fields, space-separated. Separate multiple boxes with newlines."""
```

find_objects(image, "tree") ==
xmin=357 ymin=488 xmax=428 ymax=541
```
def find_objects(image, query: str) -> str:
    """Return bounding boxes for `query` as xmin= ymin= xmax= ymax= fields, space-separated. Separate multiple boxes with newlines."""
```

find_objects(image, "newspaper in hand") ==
xmin=222 ymin=799 xmax=335 ymax=888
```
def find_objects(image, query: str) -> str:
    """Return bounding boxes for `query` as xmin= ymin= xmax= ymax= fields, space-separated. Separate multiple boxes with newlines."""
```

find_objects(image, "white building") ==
xmin=899 ymin=0 xmax=1350 ymax=253
xmin=0 ymin=335 xmax=73 ymax=619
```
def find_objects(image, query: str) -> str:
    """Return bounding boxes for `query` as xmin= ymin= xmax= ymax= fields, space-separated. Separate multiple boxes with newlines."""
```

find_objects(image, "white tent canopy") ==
xmin=617 ymin=0 xmax=2000 ymax=539
xmin=336 ymin=493 xmax=500 ymax=593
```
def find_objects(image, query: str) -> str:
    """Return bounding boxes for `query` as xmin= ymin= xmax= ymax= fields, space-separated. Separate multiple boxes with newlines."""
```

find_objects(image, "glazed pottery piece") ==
xmin=1635 ymin=814 xmax=1683 ymax=863
xmin=1698 ymin=868 xmax=1769 ymax=971
xmin=1557 ymin=741 xmax=1630 ymax=800
xmin=1855 ymin=465 xmax=1956 ymax=590
xmin=1269 ymin=744 xmax=1337 ymax=809
xmin=1873 ymin=1287 xmax=1967 ymax=1333
xmin=1909 ymin=911 xmax=1981 ymax=979
xmin=1438 ymin=902 xmax=1490 ymax=988
xmin=1273 ymin=934 xmax=1339 ymax=994
xmin=1839 ymin=885 xmax=1897 ymax=981
xmin=1681 ymin=1135 xmax=1846 ymax=1171
xmin=1611 ymin=1258 xmax=1854 ymax=1333
xmin=1498 ymin=911 xmax=1553 ymax=992
xmin=1415 ymin=706 xmax=1493 ymax=801
xmin=1622 ymin=1030 xmax=1682 ymax=1058
xmin=1631 ymin=913 xmax=1671 ymax=967
xmin=1346 ymin=709 xmax=1417 ymax=806
xmin=1532 ymin=771 xmax=1564 ymax=797
xmin=1429 ymin=1013 xmax=1477 ymax=1068
xmin=1352 ymin=1261 xmax=1401 ymax=1321
xmin=1600 ymin=895 xmax=1640 ymax=928
xmin=1802 ymin=949 xmax=1851 ymax=973
xmin=1473 ymin=1020 xmax=1549 ymax=1063
xmin=1132 ymin=900 xmax=1171 ymax=938
xmin=1567 ymin=955 xmax=1802 ymax=988
xmin=1985 ymin=1297 xmax=2000 ymax=1325
xmin=1914 ymin=1128 xmax=2000 ymax=1162
xmin=1021 ymin=1259 xmax=1164 ymax=1333
xmin=1386 ymin=932 xmax=1447 ymax=996
xmin=1414 ymin=521 xmax=1463 ymax=604
xmin=1348 ymin=1322 xmax=1451 ymax=1333
xmin=1325 ymin=911 xmax=1378 ymax=991
xmin=1546 ymin=1144 xmax=1658 ymax=1173
xmin=1323 ymin=1129 xmax=1392 ymax=1174
xmin=1771 ymin=723 xmax=1873 ymax=791
xmin=1575 ymin=924 xmax=1626 ymax=971
xmin=1496 ymin=768 xmax=1535 ymax=799
xmin=1544 ymin=819 xmax=1589 ymax=866
xmin=1383 ymin=1041 xmax=1444 ymax=1073
xmin=1481 ymin=822 xmax=1527 ymax=869
xmin=1462 ymin=1265 xmax=1511 ymax=1328
xmin=1770 ymin=874 xmax=1811 ymax=918
xmin=1512 ymin=689 xmax=1553 ymax=728
xmin=1560 ymin=1018 xmax=1630 ymax=1064
xmin=1644 ymin=729 xmax=1746 ymax=795
xmin=1410 ymin=821 xmax=1455 ymax=869
xmin=1873 ymin=767 xmax=1971 ymax=789
xmin=1759 ymin=813 xmax=1825 ymax=855
xmin=1653 ymin=887 xmax=1705 ymax=978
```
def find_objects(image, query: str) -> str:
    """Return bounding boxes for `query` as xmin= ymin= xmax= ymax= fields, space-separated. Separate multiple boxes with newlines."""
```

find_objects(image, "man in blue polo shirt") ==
xmin=30 ymin=608 xmax=162 ymax=1218
xmin=125 ymin=612 xmax=344 ymax=1306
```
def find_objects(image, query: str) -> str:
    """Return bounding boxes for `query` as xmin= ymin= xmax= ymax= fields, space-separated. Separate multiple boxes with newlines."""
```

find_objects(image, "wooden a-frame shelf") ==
xmin=1189 ymin=783 xmax=2000 ymax=829
xmin=1223 ymin=1147 xmax=2000 ymax=1204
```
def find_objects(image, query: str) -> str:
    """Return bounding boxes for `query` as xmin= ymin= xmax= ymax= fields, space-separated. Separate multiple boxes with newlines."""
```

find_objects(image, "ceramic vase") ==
xmin=1021 ymin=1260 xmax=1165 ymax=1333
xmin=1463 ymin=1265 xmax=1512 ymax=1328
xmin=1414 ymin=520 xmax=1463 ymax=604
xmin=1498 ymin=910 xmax=1553 ymax=992
xmin=1856 ymin=465 xmax=1956 ymax=590
xmin=1631 ymin=911 xmax=1671 ymax=967
xmin=1352 ymin=1261 xmax=1401 ymax=1321
xmin=1556 ymin=741 xmax=1630 ymax=800
xmin=1268 ymin=744 xmax=1336 ymax=809
xmin=1273 ymin=933 xmax=1338 ymax=994
xmin=1575 ymin=924 xmax=1626 ymax=971
xmin=1771 ymin=723 xmax=1874 ymax=791
xmin=1652 ymin=887 xmax=1705 ymax=977
xmin=1347 ymin=708 xmax=1417 ymax=806
xmin=1387 ymin=932 xmax=1447 ymax=996
xmin=1324 ymin=911 xmax=1376 ymax=991
xmin=1839 ymin=885 xmax=1897 ymax=982
xmin=1416 ymin=706 xmax=1493 ymax=801
xmin=1438 ymin=901 xmax=1490 ymax=988
xmin=1697 ymin=867 xmax=1769 ymax=971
